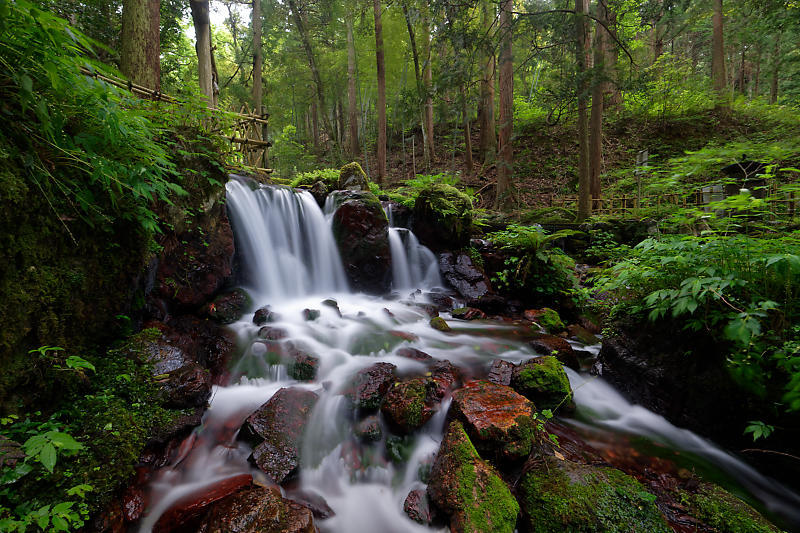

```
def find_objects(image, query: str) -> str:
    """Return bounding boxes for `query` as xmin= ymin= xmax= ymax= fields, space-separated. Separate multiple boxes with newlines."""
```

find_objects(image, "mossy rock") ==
xmin=681 ymin=482 xmax=782 ymax=533
xmin=512 ymin=356 xmax=573 ymax=411
xmin=428 ymin=421 xmax=519 ymax=533
xmin=536 ymin=307 xmax=566 ymax=334
xmin=430 ymin=316 xmax=452 ymax=332
xmin=381 ymin=377 xmax=435 ymax=434
xmin=338 ymin=161 xmax=369 ymax=191
xmin=412 ymin=183 xmax=473 ymax=250
xmin=519 ymin=455 xmax=671 ymax=533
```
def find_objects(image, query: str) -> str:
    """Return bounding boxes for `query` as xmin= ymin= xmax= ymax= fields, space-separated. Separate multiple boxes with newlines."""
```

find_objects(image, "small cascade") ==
xmin=384 ymin=202 xmax=442 ymax=291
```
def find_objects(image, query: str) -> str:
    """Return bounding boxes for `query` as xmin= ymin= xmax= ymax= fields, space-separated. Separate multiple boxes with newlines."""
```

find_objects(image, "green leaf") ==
xmin=40 ymin=442 xmax=57 ymax=472
xmin=46 ymin=431 xmax=83 ymax=451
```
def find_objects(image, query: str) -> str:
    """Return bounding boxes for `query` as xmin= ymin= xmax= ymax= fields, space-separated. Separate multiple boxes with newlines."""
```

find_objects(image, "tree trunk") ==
xmin=753 ymin=44 xmax=761 ymax=98
xmin=494 ymin=0 xmax=513 ymax=210
xmin=402 ymin=0 xmax=427 ymax=167
xmin=478 ymin=0 xmax=497 ymax=164
xmin=462 ymin=86 xmax=473 ymax=175
xmin=190 ymin=0 xmax=213 ymax=106
xmin=121 ymin=0 xmax=160 ymax=91
xmin=711 ymin=0 xmax=727 ymax=112
xmin=288 ymin=0 xmax=338 ymax=152
xmin=575 ymin=0 xmax=591 ymax=221
xmin=346 ymin=10 xmax=360 ymax=156
xmin=374 ymin=0 xmax=387 ymax=184
xmin=311 ymin=95 xmax=319 ymax=148
xmin=589 ymin=0 xmax=608 ymax=210
xmin=770 ymin=32 xmax=781 ymax=104
xmin=252 ymin=0 xmax=262 ymax=113
xmin=422 ymin=6 xmax=435 ymax=163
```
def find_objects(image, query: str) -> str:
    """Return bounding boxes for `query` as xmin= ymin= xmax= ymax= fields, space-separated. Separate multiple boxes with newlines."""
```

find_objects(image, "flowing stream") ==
xmin=139 ymin=180 xmax=800 ymax=532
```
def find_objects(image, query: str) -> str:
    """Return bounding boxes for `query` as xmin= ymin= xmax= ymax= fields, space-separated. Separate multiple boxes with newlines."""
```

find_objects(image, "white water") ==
xmin=138 ymin=181 xmax=800 ymax=532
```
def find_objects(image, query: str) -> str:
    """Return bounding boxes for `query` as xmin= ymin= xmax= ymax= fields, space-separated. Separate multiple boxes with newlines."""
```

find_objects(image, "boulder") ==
xmin=381 ymin=377 xmax=436 ymax=434
xmin=257 ymin=326 xmax=288 ymax=341
xmin=331 ymin=191 xmax=391 ymax=294
xmin=284 ymin=489 xmax=335 ymax=520
xmin=529 ymin=334 xmax=579 ymax=370
xmin=301 ymin=308 xmax=320 ymax=321
xmin=517 ymin=455 xmax=670 ymax=533
xmin=427 ymin=421 xmax=519 ymax=533
xmin=429 ymin=360 xmax=460 ymax=401
xmin=676 ymin=482 xmax=782 ymax=533
xmin=451 ymin=307 xmax=487 ymax=320
xmin=348 ymin=362 xmax=397 ymax=409
xmin=203 ymin=289 xmax=250 ymax=324
xmin=337 ymin=161 xmax=369 ymax=191
xmin=525 ymin=307 xmax=565 ymax=333
xmin=309 ymin=181 xmax=328 ymax=206
xmin=450 ymin=380 xmax=535 ymax=461
xmin=487 ymin=359 xmax=514 ymax=386
xmin=439 ymin=252 xmax=491 ymax=300
xmin=404 ymin=489 xmax=436 ymax=525
xmin=395 ymin=347 xmax=433 ymax=361
xmin=154 ymin=474 xmax=253 ymax=532
xmin=285 ymin=344 xmax=319 ymax=382
xmin=567 ymin=323 xmax=600 ymax=345
xmin=411 ymin=183 xmax=473 ymax=250
xmin=243 ymin=388 xmax=318 ymax=484
xmin=197 ymin=486 xmax=315 ymax=533
xmin=511 ymin=356 xmax=573 ymax=412
xmin=354 ymin=415 xmax=382 ymax=442
xmin=429 ymin=316 xmax=452 ymax=332
xmin=253 ymin=306 xmax=278 ymax=326
xmin=160 ymin=362 xmax=212 ymax=408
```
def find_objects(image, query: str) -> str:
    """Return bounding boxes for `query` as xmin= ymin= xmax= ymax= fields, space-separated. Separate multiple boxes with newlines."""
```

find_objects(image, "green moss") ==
xmin=519 ymin=456 xmax=670 ymax=532
xmin=538 ymin=308 xmax=565 ymax=333
xmin=338 ymin=162 xmax=369 ymax=190
xmin=289 ymin=168 xmax=340 ymax=189
xmin=430 ymin=317 xmax=452 ymax=332
xmin=682 ymin=483 xmax=781 ymax=533
xmin=513 ymin=356 xmax=572 ymax=411
xmin=413 ymin=183 xmax=474 ymax=247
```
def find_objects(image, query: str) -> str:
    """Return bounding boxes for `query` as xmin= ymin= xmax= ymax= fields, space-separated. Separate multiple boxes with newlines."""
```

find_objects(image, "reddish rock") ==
xmin=284 ymin=343 xmax=319 ymax=381
xmin=450 ymin=380 xmax=535 ymax=461
xmin=0 ymin=436 xmax=24 ymax=468
xmin=197 ymin=485 xmax=315 ymax=533
xmin=284 ymin=489 xmax=335 ymax=520
xmin=530 ymin=334 xmax=579 ymax=370
xmin=381 ymin=377 xmax=436 ymax=434
xmin=487 ymin=359 xmax=514 ymax=386
xmin=395 ymin=347 xmax=433 ymax=361
xmin=389 ymin=330 xmax=420 ymax=342
xmin=404 ymin=488 xmax=435 ymax=525
xmin=258 ymin=326 xmax=288 ymax=340
xmin=253 ymin=306 xmax=278 ymax=325
xmin=244 ymin=388 xmax=318 ymax=484
xmin=154 ymin=473 xmax=253 ymax=532
xmin=451 ymin=307 xmax=487 ymax=320
xmin=122 ymin=483 xmax=145 ymax=523
xmin=354 ymin=415 xmax=382 ymax=442
xmin=430 ymin=360 xmax=460 ymax=401
xmin=160 ymin=362 xmax=212 ymax=408
xmin=203 ymin=289 xmax=249 ymax=324
xmin=348 ymin=362 xmax=397 ymax=409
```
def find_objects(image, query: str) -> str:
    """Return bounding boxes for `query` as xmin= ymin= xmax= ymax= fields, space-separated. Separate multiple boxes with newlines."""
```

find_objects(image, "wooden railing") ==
xmin=79 ymin=67 xmax=272 ymax=172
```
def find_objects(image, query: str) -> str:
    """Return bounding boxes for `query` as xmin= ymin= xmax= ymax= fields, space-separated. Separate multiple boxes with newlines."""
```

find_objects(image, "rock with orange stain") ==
xmin=196 ymin=485 xmax=315 ymax=533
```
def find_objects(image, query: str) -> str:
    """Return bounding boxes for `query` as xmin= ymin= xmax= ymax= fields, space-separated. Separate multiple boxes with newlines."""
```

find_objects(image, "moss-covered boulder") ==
xmin=525 ymin=307 xmax=565 ymax=333
xmin=331 ymin=191 xmax=391 ymax=293
xmin=346 ymin=362 xmax=397 ymax=410
xmin=412 ymin=183 xmax=473 ymax=250
xmin=430 ymin=316 xmax=452 ymax=332
xmin=427 ymin=421 xmax=519 ymax=533
xmin=450 ymin=380 xmax=535 ymax=461
xmin=337 ymin=161 xmax=369 ymax=191
xmin=680 ymin=482 xmax=782 ymax=533
xmin=529 ymin=334 xmax=579 ymax=370
xmin=381 ymin=376 xmax=437 ymax=434
xmin=518 ymin=455 xmax=671 ymax=533
xmin=512 ymin=356 xmax=573 ymax=411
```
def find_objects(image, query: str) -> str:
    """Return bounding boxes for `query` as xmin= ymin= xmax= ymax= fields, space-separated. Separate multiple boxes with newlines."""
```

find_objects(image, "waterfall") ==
xmin=384 ymin=202 xmax=442 ymax=291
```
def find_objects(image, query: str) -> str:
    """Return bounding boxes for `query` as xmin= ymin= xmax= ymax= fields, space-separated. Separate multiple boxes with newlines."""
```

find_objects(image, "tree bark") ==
xmin=711 ymin=0 xmax=728 ymax=112
xmin=252 ymin=0 xmax=262 ymax=113
xmin=589 ymin=0 xmax=608 ymax=210
xmin=311 ymin=95 xmax=319 ymax=148
xmin=494 ymin=0 xmax=513 ymax=210
xmin=402 ymin=0 xmax=428 ymax=166
xmin=478 ymin=0 xmax=497 ymax=164
xmin=462 ymin=85 xmax=473 ymax=175
xmin=575 ymin=0 xmax=591 ymax=221
xmin=190 ymin=0 xmax=213 ymax=106
xmin=422 ymin=5 xmax=435 ymax=164
xmin=770 ymin=31 xmax=781 ymax=104
xmin=288 ymin=0 xmax=338 ymax=152
xmin=346 ymin=10 xmax=360 ymax=156
xmin=121 ymin=0 xmax=160 ymax=91
xmin=374 ymin=0 xmax=387 ymax=183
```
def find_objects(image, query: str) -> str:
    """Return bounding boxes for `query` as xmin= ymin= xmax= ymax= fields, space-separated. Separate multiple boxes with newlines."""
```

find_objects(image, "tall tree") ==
xmin=374 ymin=0 xmax=387 ymax=183
xmin=711 ymin=0 xmax=728 ymax=111
xmin=252 ymin=0 xmax=262 ymax=113
xmin=495 ymin=0 xmax=513 ymax=209
xmin=346 ymin=7 xmax=360 ymax=156
xmin=190 ymin=0 xmax=214 ymax=106
xmin=478 ymin=0 xmax=496 ymax=164
xmin=575 ymin=0 xmax=591 ymax=220
xmin=421 ymin=5 xmax=435 ymax=164
xmin=120 ymin=0 xmax=161 ymax=90
xmin=402 ymin=0 xmax=427 ymax=165
xmin=589 ymin=0 xmax=610 ymax=210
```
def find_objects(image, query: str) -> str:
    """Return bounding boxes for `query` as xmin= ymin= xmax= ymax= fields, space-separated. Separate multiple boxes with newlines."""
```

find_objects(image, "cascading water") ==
xmin=384 ymin=203 xmax=441 ymax=291
xmin=138 ymin=180 xmax=800 ymax=532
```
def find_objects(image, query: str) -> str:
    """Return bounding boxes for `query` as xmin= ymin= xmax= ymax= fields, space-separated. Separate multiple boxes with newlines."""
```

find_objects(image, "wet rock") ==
xmin=427 ymin=421 xmax=519 ymax=533
xmin=284 ymin=343 xmax=319 ymax=381
xmin=525 ymin=307 xmax=565 ymax=334
xmin=451 ymin=307 xmax=487 ymax=320
xmin=253 ymin=306 xmax=278 ymax=326
xmin=257 ymin=326 xmax=288 ymax=340
xmin=389 ymin=330 xmax=419 ymax=342
xmin=404 ymin=489 xmax=435 ymax=525
xmin=321 ymin=298 xmax=341 ymax=316
xmin=529 ymin=334 xmax=579 ymax=370
xmin=567 ymin=323 xmax=600 ymax=345
xmin=518 ymin=455 xmax=670 ymax=533
xmin=301 ymin=308 xmax=320 ymax=321
xmin=428 ymin=292 xmax=455 ymax=310
xmin=160 ymin=362 xmax=212 ymax=408
xmin=284 ymin=489 xmax=335 ymax=520
xmin=450 ymin=380 xmax=535 ymax=461
xmin=412 ymin=183 xmax=473 ymax=250
xmin=429 ymin=316 xmax=451 ymax=332
xmin=430 ymin=360 xmax=460 ymax=401
xmin=354 ymin=415 xmax=382 ymax=442
xmin=439 ymin=252 xmax=491 ymax=300
xmin=511 ymin=356 xmax=573 ymax=412
xmin=337 ymin=161 xmax=369 ymax=191
xmin=348 ymin=362 xmax=397 ymax=409
xmin=146 ymin=407 xmax=204 ymax=448
xmin=677 ymin=482 xmax=781 ymax=533
xmin=385 ymin=434 xmax=416 ymax=464
xmin=487 ymin=359 xmax=514 ymax=386
xmin=395 ymin=347 xmax=433 ymax=362
xmin=381 ymin=377 xmax=436 ymax=434
xmin=203 ymin=289 xmax=250 ymax=324
xmin=309 ymin=180 xmax=328 ymax=206
xmin=197 ymin=485 xmax=315 ymax=533
xmin=331 ymin=191 xmax=391 ymax=294
xmin=154 ymin=473 xmax=253 ymax=532
xmin=0 ymin=436 xmax=24 ymax=468
xmin=243 ymin=388 xmax=319 ymax=484
xmin=466 ymin=294 xmax=508 ymax=315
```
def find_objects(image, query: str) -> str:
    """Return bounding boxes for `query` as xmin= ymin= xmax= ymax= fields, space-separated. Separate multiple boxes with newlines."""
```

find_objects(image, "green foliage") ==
xmin=270 ymin=125 xmax=316 ymax=178
xmin=289 ymin=168 xmax=340 ymax=188
xmin=488 ymin=225 xmax=579 ymax=303
xmin=744 ymin=420 xmax=774 ymax=442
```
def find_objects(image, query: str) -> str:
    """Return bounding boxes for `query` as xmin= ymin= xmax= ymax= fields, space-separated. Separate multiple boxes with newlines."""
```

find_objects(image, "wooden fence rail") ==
xmin=79 ymin=67 xmax=272 ymax=172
